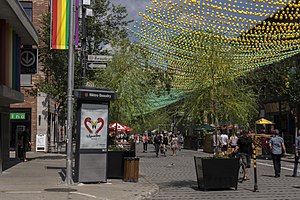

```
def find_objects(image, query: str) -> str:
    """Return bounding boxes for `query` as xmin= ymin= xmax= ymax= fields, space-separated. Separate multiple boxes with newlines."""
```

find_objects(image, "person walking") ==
xmin=153 ymin=133 xmax=162 ymax=157
xmin=236 ymin=130 xmax=255 ymax=180
xmin=229 ymin=132 xmax=239 ymax=153
xmin=292 ymin=130 xmax=300 ymax=177
xmin=269 ymin=129 xmax=286 ymax=178
xmin=161 ymin=133 xmax=169 ymax=156
xmin=220 ymin=131 xmax=229 ymax=155
xmin=19 ymin=127 xmax=30 ymax=162
xmin=142 ymin=132 xmax=149 ymax=153
xmin=171 ymin=133 xmax=179 ymax=156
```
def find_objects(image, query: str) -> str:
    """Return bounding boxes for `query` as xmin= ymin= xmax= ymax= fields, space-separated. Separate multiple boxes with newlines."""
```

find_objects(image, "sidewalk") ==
xmin=0 ymin=152 xmax=158 ymax=200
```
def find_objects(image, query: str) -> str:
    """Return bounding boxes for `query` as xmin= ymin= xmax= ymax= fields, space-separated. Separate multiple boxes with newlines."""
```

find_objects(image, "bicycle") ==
xmin=229 ymin=151 xmax=247 ymax=183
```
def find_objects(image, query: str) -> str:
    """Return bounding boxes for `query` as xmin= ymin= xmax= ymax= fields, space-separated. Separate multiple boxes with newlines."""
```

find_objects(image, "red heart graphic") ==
xmin=95 ymin=118 xmax=104 ymax=134
xmin=84 ymin=117 xmax=93 ymax=134
xmin=84 ymin=117 xmax=104 ymax=134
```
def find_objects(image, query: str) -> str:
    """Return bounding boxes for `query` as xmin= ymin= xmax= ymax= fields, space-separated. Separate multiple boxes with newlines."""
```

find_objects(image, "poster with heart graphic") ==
xmin=80 ymin=103 xmax=108 ymax=149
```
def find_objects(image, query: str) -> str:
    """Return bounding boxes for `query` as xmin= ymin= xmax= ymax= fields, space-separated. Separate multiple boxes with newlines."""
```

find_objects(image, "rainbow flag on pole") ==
xmin=50 ymin=0 xmax=70 ymax=50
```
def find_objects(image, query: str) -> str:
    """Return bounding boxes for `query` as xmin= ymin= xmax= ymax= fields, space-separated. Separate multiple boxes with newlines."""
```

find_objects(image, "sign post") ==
xmin=86 ymin=55 xmax=112 ymax=70
xmin=74 ymin=87 xmax=117 ymax=183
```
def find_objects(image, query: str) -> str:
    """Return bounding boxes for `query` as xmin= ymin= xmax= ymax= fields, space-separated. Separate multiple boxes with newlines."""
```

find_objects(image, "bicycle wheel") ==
xmin=238 ymin=162 xmax=246 ymax=183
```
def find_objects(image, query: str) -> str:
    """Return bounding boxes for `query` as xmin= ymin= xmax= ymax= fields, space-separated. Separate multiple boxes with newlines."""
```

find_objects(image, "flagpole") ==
xmin=65 ymin=0 xmax=75 ymax=185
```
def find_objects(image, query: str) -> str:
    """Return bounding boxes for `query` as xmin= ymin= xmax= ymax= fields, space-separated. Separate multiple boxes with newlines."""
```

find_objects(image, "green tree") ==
xmin=181 ymin=38 xmax=258 ymax=128
xmin=32 ymin=0 xmax=132 ymax=121
xmin=93 ymin=39 xmax=164 ymax=132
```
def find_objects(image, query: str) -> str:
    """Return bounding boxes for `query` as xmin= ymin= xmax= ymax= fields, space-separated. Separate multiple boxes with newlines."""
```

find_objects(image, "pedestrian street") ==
xmin=136 ymin=144 xmax=300 ymax=200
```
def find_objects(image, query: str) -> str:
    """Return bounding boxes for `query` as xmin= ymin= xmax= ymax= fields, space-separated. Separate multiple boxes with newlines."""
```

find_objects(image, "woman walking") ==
xmin=171 ymin=133 xmax=179 ymax=156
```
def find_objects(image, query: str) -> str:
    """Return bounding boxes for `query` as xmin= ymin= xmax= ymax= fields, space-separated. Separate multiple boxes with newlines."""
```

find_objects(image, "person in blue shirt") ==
xmin=292 ymin=130 xmax=300 ymax=177
xmin=269 ymin=129 xmax=286 ymax=178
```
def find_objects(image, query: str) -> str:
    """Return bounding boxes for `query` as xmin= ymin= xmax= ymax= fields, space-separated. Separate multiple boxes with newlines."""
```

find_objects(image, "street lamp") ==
xmin=65 ymin=0 xmax=75 ymax=185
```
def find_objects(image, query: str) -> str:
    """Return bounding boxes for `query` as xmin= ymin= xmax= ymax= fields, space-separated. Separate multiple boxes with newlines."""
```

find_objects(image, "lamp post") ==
xmin=65 ymin=0 xmax=75 ymax=185
xmin=81 ymin=1 xmax=87 ymax=86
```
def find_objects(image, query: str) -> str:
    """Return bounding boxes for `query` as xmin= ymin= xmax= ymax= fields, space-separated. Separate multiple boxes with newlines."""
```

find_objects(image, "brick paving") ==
xmin=136 ymin=143 xmax=300 ymax=200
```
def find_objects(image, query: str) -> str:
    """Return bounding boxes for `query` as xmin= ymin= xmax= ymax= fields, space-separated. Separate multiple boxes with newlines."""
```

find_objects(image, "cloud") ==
xmin=110 ymin=0 xmax=152 ymax=22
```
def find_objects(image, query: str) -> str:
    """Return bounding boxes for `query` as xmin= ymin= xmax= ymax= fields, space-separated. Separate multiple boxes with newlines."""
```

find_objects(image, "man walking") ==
xmin=292 ymin=130 xmax=300 ymax=177
xmin=269 ymin=129 xmax=286 ymax=178
xmin=153 ymin=133 xmax=162 ymax=157
xmin=220 ymin=131 xmax=228 ymax=155
xmin=237 ymin=130 xmax=254 ymax=180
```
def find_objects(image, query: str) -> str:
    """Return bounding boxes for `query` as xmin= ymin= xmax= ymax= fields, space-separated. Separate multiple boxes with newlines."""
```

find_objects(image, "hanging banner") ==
xmin=50 ymin=0 xmax=70 ymax=50
xmin=80 ymin=104 xmax=108 ymax=149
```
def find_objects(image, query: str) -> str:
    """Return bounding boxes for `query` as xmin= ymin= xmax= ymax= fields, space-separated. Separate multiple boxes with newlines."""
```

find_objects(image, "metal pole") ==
xmin=81 ymin=1 xmax=86 ymax=86
xmin=65 ymin=0 xmax=75 ymax=185
xmin=253 ymin=148 xmax=258 ymax=192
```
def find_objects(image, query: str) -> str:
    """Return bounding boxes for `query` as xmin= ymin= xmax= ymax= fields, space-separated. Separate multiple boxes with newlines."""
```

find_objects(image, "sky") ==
xmin=110 ymin=0 xmax=152 ymax=23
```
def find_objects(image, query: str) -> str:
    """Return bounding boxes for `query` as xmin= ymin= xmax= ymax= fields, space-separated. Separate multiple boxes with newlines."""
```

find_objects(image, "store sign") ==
xmin=10 ymin=113 xmax=26 ymax=120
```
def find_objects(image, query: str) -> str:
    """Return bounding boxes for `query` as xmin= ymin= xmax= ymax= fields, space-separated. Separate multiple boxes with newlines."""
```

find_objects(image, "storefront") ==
xmin=9 ymin=109 xmax=31 ymax=157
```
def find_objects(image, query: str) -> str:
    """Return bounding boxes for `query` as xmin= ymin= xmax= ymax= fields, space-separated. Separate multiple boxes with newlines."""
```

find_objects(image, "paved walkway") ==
xmin=1 ymin=144 xmax=300 ymax=200
xmin=136 ymin=144 xmax=300 ymax=200
xmin=0 ymin=151 xmax=158 ymax=200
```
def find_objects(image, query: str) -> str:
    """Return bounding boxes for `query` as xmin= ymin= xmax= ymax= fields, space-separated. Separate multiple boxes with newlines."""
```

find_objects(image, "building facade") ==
xmin=10 ymin=0 xmax=60 ymax=156
xmin=0 ymin=0 xmax=38 ymax=172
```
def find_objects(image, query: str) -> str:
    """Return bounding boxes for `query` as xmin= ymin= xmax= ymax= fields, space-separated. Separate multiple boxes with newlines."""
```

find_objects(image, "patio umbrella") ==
xmin=109 ymin=122 xmax=133 ymax=133
xmin=255 ymin=118 xmax=274 ymax=134
xmin=255 ymin=118 xmax=274 ymax=125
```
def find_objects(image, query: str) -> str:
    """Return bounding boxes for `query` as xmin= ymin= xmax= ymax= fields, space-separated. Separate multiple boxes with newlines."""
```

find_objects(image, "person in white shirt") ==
xmin=220 ymin=131 xmax=229 ymax=155
xmin=229 ymin=132 xmax=239 ymax=153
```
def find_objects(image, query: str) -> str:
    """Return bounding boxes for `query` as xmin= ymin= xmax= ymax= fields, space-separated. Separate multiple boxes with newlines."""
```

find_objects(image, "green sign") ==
xmin=10 ymin=113 xmax=26 ymax=120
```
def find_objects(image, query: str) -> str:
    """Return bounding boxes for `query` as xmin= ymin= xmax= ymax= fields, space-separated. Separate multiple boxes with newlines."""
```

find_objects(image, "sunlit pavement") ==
xmin=136 ymin=143 xmax=300 ymax=200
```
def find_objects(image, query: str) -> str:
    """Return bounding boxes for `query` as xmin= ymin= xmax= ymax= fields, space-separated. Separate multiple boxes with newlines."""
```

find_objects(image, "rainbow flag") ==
xmin=50 ymin=0 xmax=70 ymax=50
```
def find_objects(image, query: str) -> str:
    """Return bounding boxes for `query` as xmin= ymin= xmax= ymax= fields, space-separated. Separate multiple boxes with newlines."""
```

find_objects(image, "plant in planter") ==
xmin=181 ymin=34 xmax=258 ymax=190
xmin=107 ymin=132 xmax=135 ymax=179
xmin=194 ymin=156 xmax=240 ymax=191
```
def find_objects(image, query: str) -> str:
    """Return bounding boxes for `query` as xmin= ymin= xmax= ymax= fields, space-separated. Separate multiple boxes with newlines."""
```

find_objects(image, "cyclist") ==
xmin=236 ymin=130 xmax=255 ymax=180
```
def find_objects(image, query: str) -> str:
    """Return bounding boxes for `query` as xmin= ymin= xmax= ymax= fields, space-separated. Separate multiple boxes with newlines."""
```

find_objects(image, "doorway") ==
xmin=10 ymin=109 xmax=31 ymax=158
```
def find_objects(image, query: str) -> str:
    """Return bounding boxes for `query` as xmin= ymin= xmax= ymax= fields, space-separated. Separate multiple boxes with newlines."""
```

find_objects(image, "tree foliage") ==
xmin=33 ymin=0 xmax=132 ymax=121
xmin=93 ymin=39 xmax=167 ymax=132
xmin=181 ymin=42 xmax=258 ymax=127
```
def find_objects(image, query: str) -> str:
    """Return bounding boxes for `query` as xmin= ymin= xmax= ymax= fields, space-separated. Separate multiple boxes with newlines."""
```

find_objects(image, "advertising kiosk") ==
xmin=74 ymin=87 xmax=117 ymax=183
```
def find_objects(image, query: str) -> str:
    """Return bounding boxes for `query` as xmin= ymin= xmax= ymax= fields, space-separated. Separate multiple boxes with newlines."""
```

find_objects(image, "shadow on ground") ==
xmin=2 ymin=159 xmax=21 ymax=171
xmin=158 ymin=180 xmax=197 ymax=189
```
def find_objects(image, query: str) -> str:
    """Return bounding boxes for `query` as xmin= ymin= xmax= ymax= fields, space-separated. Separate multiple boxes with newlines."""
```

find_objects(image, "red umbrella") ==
xmin=109 ymin=122 xmax=133 ymax=133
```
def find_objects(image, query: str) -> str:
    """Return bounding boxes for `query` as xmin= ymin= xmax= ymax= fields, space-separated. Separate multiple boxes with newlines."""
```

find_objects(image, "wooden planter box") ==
xmin=194 ymin=157 xmax=239 ymax=191
xmin=107 ymin=151 xmax=135 ymax=178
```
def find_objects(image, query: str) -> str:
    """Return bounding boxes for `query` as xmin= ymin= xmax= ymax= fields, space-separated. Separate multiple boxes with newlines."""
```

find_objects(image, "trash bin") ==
xmin=123 ymin=157 xmax=139 ymax=182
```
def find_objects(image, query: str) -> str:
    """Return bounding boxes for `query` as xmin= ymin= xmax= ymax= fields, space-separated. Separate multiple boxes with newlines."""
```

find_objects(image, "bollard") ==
xmin=253 ymin=148 xmax=258 ymax=192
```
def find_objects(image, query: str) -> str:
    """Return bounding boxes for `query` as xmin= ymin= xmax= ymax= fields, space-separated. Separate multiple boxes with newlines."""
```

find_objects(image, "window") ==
xmin=20 ymin=1 xmax=33 ymax=22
